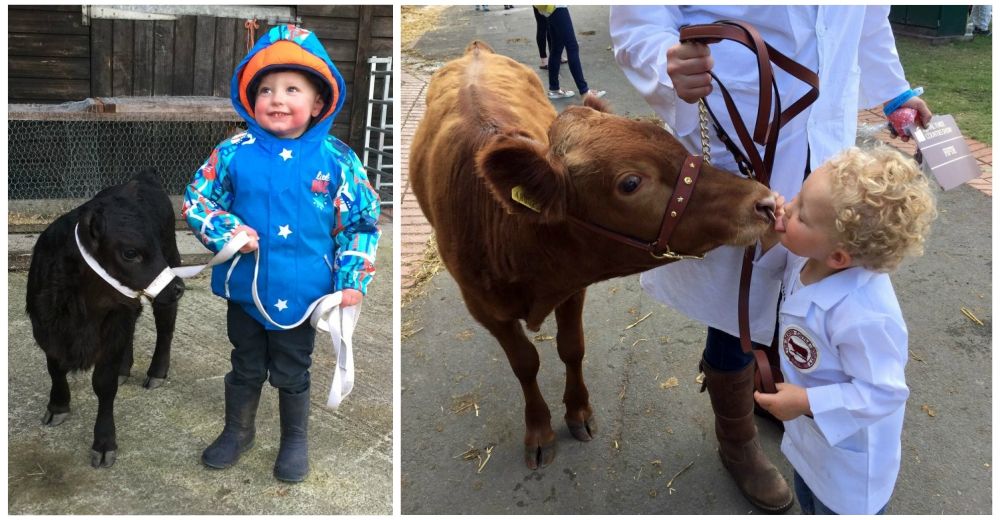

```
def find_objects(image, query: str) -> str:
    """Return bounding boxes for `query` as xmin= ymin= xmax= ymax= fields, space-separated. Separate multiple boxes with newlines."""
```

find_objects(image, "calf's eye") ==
xmin=122 ymin=249 xmax=142 ymax=262
xmin=618 ymin=174 xmax=642 ymax=194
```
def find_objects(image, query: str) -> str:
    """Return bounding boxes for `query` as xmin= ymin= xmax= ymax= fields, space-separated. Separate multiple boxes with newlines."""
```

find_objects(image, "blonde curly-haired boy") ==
xmin=752 ymin=146 xmax=937 ymax=515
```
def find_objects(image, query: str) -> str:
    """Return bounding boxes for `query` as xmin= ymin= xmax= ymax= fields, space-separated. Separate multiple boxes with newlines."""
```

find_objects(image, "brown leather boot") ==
xmin=701 ymin=359 xmax=794 ymax=513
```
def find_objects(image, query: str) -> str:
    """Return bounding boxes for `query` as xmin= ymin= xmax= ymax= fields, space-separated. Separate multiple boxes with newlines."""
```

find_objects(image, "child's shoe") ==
xmin=548 ymin=89 xmax=575 ymax=99
xmin=274 ymin=387 xmax=311 ymax=482
xmin=202 ymin=375 xmax=262 ymax=469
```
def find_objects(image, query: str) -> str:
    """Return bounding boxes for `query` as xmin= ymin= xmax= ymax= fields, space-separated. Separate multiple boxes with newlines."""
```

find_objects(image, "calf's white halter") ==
xmin=75 ymin=225 xmax=357 ymax=408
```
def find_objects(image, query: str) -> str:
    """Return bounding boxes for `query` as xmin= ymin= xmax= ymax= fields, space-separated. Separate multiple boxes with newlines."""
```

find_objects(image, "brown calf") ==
xmin=410 ymin=41 xmax=775 ymax=469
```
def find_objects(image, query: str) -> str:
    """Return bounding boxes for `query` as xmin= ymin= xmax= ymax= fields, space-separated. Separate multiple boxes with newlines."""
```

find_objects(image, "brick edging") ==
xmin=400 ymin=68 xmax=434 ymax=297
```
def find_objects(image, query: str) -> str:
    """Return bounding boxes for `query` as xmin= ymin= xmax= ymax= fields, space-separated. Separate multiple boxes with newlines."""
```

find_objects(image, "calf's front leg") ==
xmin=91 ymin=351 xmax=123 ymax=468
xmin=478 ymin=315 xmax=557 ymax=469
xmin=145 ymin=289 xmax=181 ymax=389
xmin=43 ymin=354 xmax=71 ymax=426
xmin=555 ymin=289 xmax=596 ymax=441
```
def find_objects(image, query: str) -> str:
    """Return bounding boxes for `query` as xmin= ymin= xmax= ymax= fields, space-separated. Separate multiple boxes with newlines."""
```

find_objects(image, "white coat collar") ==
xmin=782 ymin=260 xmax=876 ymax=317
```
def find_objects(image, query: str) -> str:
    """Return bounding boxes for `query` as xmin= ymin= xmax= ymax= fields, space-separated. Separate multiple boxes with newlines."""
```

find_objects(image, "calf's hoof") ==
xmin=118 ymin=375 xmax=129 ymax=386
xmin=524 ymin=440 xmax=557 ymax=470
xmin=567 ymin=415 xmax=597 ymax=442
xmin=143 ymin=376 xmax=165 ymax=389
xmin=41 ymin=410 xmax=70 ymax=427
xmin=90 ymin=449 xmax=117 ymax=468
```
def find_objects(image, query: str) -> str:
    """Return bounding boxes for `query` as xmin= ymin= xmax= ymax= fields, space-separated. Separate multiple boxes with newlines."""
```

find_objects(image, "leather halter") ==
xmin=566 ymin=155 xmax=705 ymax=261
xmin=679 ymin=20 xmax=819 ymax=394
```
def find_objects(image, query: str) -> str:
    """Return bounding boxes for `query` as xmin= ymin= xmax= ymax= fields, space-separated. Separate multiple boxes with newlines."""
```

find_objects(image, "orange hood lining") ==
xmin=238 ymin=40 xmax=339 ymax=120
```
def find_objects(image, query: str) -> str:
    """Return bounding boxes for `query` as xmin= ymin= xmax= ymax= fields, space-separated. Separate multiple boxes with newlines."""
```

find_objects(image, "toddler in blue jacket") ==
xmin=183 ymin=25 xmax=381 ymax=482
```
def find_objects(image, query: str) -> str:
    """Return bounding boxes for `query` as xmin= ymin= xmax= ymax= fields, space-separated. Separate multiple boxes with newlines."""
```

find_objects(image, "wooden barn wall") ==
xmin=8 ymin=4 xmax=393 ymax=152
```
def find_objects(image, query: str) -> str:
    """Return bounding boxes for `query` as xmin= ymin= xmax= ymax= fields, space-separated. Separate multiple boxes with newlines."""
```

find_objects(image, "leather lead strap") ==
xmin=679 ymin=21 xmax=818 ymax=394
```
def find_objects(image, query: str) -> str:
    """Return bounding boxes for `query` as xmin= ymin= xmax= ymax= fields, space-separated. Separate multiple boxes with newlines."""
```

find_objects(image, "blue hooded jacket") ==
xmin=184 ymin=25 xmax=381 ymax=329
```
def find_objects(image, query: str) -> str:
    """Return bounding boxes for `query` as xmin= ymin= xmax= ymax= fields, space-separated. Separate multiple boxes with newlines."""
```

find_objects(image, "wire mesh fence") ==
xmin=9 ymin=98 xmax=246 ymax=202
xmin=9 ymin=93 xmax=394 ymax=205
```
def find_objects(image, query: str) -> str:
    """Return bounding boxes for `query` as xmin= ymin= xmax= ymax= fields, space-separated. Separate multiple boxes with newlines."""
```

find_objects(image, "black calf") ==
xmin=26 ymin=169 xmax=185 ymax=468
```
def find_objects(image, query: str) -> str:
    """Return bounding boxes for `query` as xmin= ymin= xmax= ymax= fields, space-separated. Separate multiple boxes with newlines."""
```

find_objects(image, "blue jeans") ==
xmin=794 ymin=471 xmax=887 ymax=515
xmin=546 ymin=7 xmax=590 ymax=95
xmin=703 ymin=327 xmax=755 ymax=371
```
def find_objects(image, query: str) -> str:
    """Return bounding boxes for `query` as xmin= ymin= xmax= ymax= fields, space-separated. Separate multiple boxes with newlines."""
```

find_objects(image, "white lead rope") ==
xmin=76 ymin=226 xmax=357 ymax=409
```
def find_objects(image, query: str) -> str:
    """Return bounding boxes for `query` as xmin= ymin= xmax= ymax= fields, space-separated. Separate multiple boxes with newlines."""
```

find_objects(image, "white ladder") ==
xmin=362 ymin=56 xmax=393 ymax=201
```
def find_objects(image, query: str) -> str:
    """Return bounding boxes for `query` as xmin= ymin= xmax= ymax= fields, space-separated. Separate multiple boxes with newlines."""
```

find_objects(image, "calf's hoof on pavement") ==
xmin=90 ymin=449 xmax=117 ymax=468
xmin=524 ymin=441 xmax=557 ymax=469
xmin=41 ymin=410 xmax=70 ymax=426
xmin=118 ymin=375 xmax=129 ymax=386
xmin=143 ymin=376 xmax=165 ymax=389
xmin=567 ymin=415 xmax=597 ymax=442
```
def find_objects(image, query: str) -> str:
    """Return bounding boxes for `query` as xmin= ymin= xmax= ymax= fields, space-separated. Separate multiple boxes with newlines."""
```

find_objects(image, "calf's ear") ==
xmin=475 ymin=134 xmax=567 ymax=223
xmin=79 ymin=207 xmax=106 ymax=243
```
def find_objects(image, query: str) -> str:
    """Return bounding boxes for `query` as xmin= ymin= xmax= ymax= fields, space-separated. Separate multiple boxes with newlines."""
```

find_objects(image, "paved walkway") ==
xmin=400 ymin=66 xmax=993 ymax=295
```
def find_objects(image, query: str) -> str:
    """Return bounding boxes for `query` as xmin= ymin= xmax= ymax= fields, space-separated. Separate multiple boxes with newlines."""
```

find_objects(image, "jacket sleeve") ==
xmin=806 ymin=315 xmax=910 ymax=446
xmin=331 ymin=146 xmax=381 ymax=294
xmin=609 ymin=6 xmax=700 ymax=136
xmin=856 ymin=5 xmax=911 ymax=110
xmin=182 ymin=142 xmax=245 ymax=253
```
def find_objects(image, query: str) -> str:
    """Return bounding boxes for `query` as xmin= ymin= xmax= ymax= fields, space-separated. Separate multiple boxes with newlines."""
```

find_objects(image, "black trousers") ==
xmin=226 ymin=301 xmax=316 ymax=393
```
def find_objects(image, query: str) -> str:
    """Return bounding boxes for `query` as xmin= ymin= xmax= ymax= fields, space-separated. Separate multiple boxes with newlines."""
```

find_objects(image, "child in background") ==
xmin=753 ymin=147 xmax=936 ymax=514
xmin=183 ymin=25 xmax=380 ymax=482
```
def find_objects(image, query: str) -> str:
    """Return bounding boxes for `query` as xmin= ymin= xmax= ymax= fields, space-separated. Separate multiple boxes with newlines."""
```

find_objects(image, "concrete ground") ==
xmin=8 ymin=223 xmax=393 ymax=515
xmin=400 ymin=6 xmax=992 ymax=515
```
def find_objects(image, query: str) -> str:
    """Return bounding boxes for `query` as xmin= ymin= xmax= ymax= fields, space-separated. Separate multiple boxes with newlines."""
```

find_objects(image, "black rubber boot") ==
xmin=273 ymin=387 xmax=310 ymax=482
xmin=202 ymin=374 xmax=262 ymax=469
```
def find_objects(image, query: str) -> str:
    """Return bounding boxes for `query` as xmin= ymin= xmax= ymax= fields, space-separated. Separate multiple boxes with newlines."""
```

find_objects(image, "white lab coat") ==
xmin=610 ymin=6 xmax=911 ymax=342
xmin=755 ymin=245 xmax=909 ymax=515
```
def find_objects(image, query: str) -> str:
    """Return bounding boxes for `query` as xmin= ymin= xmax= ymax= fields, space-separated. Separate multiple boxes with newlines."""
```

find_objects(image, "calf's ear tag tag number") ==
xmin=511 ymin=185 xmax=541 ymax=213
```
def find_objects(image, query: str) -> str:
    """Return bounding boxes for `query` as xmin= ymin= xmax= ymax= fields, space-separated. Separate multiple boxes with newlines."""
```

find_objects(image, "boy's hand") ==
xmin=754 ymin=382 xmax=810 ymax=421
xmin=340 ymin=288 xmax=363 ymax=307
xmin=760 ymin=192 xmax=785 ymax=252
xmin=232 ymin=225 xmax=259 ymax=253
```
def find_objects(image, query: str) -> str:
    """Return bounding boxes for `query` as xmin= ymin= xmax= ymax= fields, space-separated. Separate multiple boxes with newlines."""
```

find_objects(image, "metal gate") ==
xmin=362 ymin=56 xmax=393 ymax=203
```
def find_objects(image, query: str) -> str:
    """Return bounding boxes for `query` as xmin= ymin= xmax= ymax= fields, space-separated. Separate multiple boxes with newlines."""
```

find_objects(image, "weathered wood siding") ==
xmin=8 ymin=4 xmax=393 ymax=151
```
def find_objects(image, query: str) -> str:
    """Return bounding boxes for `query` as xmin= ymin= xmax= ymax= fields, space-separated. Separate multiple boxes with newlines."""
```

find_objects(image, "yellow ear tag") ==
xmin=511 ymin=185 xmax=541 ymax=213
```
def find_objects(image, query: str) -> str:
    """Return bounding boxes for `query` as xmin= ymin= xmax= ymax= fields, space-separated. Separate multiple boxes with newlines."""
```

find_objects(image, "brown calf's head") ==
xmin=475 ymin=97 xmax=775 ymax=259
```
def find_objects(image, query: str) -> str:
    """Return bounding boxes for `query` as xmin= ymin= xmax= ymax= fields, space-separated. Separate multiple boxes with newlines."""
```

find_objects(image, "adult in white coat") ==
xmin=609 ymin=5 xmax=930 ymax=513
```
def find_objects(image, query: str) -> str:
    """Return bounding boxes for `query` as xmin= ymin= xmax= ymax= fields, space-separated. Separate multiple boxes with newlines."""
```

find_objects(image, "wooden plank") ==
xmin=10 ymin=78 xmax=89 ymax=102
xmin=372 ymin=5 xmax=392 ymax=17
xmin=8 ymin=8 xmax=89 ymax=35
xmin=371 ymin=37 xmax=392 ymax=56
xmin=153 ymin=20 xmax=175 ymax=96
xmin=233 ymin=18 xmax=252 ymax=75
xmin=348 ymin=6 xmax=373 ymax=152
xmin=213 ymin=18 xmax=237 ymax=97
xmin=112 ymin=19 xmax=134 ymax=96
xmin=329 ymin=122 xmax=351 ymax=144
xmin=296 ymin=5 xmax=360 ymax=18
xmin=193 ymin=16 xmax=216 ymax=96
xmin=172 ymin=16 xmax=196 ymax=95
xmin=90 ymin=18 xmax=112 ymax=97
xmin=9 ymin=33 xmax=88 ymax=58
xmin=323 ymin=40 xmax=358 ymax=62
xmin=335 ymin=62 xmax=356 ymax=81
xmin=9 ymin=56 xmax=89 ymax=79
xmin=133 ymin=21 xmax=155 ymax=96
xmin=9 ymin=5 xmax=82 ymax=12
xmin=300 ymin=16 xmax=360 ymax=40
xmin=372 ymin=15 xmax=392 ymax=38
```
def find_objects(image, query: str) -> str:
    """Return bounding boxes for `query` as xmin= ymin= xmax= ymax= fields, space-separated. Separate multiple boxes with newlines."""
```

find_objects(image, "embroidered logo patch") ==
xmin=782 ymin=326 xmax=820 ymax=372
xmin=311 ymin=171 xmax=331 ymax=194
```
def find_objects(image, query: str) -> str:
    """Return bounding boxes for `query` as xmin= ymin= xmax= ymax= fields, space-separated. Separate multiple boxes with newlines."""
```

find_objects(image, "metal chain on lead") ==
xmin=698 ymin=99 xmax=711 ymax=165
